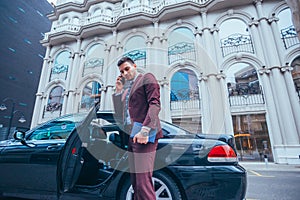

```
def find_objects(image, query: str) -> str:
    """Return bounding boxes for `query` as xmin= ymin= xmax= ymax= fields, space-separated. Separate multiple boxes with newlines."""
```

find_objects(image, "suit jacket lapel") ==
xmin=129 ymin=74 xmax=143 ymax=98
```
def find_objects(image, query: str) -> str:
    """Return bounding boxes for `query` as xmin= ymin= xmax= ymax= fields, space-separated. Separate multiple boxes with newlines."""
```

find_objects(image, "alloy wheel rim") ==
xmin=126 ymin=177 xmax=172 ymax=200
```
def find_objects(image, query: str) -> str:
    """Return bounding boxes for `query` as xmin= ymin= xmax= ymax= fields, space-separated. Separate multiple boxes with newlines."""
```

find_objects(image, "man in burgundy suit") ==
xmin=112 ymin=56 xmax=163 ymax=200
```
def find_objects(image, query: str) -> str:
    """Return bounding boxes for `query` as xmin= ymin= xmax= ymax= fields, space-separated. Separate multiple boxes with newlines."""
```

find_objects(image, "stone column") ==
xmin=258 ymin=68 xmax=283 ymax=162
xmin=270 ymin=68 xmax=299 ymax=145
xmin=103 ymin=29 xmax=118 ymax=110
xmin=281 ymin=66 xmax=300 ymax=135
xmin=61 ymin=50 xmax=75 ymax=115
xmin=199 ymin=74 xmax=209 ymax=133
xmin=211 ymin=25 xmax=222 ymax=67
xmin=269 ymin=67 xmax=299 ymax=144
xmin=100 ymin=47 xmax=111 ymax=111
xmin=268 ymin=66 xmax=300 ymax=163
xmin=253 ymin=0 xmax=280 ymax=66
xmin=158 ymin=78 xmax=171 ymax=122
xmin=31 ymin=45 xmax=51 ymax=128
xmin=248 ymin=19 xmax=266 ymax=62
xmin=218 ymin=72 xmax=234 ymax=135
xmin=200 ymin=9 xmax=213 ymax=58
xmin=268 ymin=16 xmax=285 ymax=64
xmin=202 ymin=73 xmax=230 ymax=134
xmin=154 ymin=21 xmax=171 ymax=122
xmin=66 ymin=38 xmax=82 ymax=114
xmin=149 ymin=19 xmax=163 ymax=75
xmin=194 ymin=28 xmax=203 ymax=62
xmin=74 ymin=50 xmax=86 ymax=112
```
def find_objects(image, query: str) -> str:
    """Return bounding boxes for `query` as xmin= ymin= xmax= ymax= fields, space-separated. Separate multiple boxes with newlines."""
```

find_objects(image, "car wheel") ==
xmin=119 ymin=171 xmax=182 ymax=200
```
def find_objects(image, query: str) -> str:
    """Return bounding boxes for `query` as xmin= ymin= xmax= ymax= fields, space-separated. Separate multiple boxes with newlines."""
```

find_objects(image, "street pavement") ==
xmin=239 ymin=161 xmax=300 ymax=172
xmin=241 ymin=161 xmax=300 ymax=200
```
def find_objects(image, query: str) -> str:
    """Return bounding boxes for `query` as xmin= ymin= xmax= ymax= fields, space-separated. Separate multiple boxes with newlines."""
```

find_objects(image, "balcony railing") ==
xmin=168 ymin=42 xmax=196 ymax=64
xmin=229 ymin=94 xmax=264 ymax=106
xmin=170 ymin=99 xmax=200 ymax=111
xmin=42 ymin=104 xmax=63 ymax=122
xmin=228 ymin=82 xmax=265 ymax=106
xmin=53 ymin=23 xmax=81 ymax=33
xmin=281 ymin=25 xmax=300 ymax=49
xmin=45 ymin=0 xmax=212 ymax=40
xmin=124 ymin=50 xmax=146 ymax=68
xmin=83 ymin=58 xmax=104 ymax=76
xmin=49 ymin=64 xmax=68 ymax=81
xmin=220 ymin=34 xmax=254 ymax=57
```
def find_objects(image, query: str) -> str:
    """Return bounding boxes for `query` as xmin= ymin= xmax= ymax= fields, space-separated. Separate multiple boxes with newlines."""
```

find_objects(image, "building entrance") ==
xmin=232 ymin=114 xmax=273 ymax=162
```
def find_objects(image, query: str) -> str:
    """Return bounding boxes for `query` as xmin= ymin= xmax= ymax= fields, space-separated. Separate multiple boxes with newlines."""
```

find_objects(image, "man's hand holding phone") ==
xmin=115 ymin=75 xmax=125 ymax=94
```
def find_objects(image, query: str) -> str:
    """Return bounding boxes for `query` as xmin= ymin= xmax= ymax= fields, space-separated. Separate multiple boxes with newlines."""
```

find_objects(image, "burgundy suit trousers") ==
xmin=128 ymin=138 xmax=158 ymax=200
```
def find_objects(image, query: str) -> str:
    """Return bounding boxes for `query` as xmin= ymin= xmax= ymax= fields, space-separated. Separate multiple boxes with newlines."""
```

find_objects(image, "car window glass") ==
xmin=90 ymin=118 xmax=113 ymax=139
xmin=161 ymin=121 xmax=189 ymax=136
xmin=27 ymin=113 xmax=86 ymax=141
xmin=91 ymin=118 xmax=112 ymax=127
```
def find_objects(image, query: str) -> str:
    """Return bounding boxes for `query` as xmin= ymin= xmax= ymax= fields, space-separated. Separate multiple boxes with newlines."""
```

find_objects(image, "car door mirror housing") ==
xmin=13 ymin=131 xmax=25 ymax=140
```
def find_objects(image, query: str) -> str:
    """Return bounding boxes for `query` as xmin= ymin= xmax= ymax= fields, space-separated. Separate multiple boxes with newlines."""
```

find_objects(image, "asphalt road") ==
xmin=242 ymin=162 xmax=300 ymax=200
xmin=2 ymin=162 xmax=300 ymax=200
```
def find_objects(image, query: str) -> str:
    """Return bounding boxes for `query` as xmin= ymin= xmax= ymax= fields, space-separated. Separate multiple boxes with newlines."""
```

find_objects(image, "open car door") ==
xmin=58 ymin=103 xmax=99 ymax=195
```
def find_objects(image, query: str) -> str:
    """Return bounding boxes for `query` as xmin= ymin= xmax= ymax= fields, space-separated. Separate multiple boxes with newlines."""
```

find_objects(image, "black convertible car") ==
xmin=0 ymin=105 xmax=246 ymax=200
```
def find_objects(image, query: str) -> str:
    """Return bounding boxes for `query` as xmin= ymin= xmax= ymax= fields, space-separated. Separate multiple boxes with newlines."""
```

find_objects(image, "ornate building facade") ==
xmin=32 ymin=0 xmax=300 ymax=164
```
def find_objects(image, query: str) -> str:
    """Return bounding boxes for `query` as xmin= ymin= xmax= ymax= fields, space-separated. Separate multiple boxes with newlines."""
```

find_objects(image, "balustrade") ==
xmin=170 ymin=99 xmax=200 ymax=111
xmin=45 ymin=0 xmax=212 ymax=39
xmin=168 ymin=42 xmax=196 ymax=64
xmin=281 ymin=25 xmax=300 ymax=49
xmin=220 ymin=34 xmax=254 ymax=57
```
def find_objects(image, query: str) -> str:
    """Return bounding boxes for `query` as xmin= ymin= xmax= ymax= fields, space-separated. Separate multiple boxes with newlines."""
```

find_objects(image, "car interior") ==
xmin=75 ymin=120 xmax=128 ymax=187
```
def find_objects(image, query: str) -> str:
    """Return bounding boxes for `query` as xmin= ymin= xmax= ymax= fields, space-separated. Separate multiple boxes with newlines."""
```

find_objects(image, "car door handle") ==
xmin=47 ymin=144 xmax=61 ymax=150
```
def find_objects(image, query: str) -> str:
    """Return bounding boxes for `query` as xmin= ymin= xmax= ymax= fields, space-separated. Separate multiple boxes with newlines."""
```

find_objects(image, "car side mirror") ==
xmin=13 ymin=131 xmax=25 ymax=140
xmin=13 ymin=131 xmax=35 ymax=147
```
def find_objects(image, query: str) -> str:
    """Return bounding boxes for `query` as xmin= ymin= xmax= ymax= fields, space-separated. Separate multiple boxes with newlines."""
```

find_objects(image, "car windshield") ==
xmin=27 ymin=113 xmax=88 ymax=141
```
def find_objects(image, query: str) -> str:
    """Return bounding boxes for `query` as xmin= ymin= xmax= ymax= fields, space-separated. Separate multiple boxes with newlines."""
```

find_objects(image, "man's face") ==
xmin=119 ymin=61 xmax=137 ymax=81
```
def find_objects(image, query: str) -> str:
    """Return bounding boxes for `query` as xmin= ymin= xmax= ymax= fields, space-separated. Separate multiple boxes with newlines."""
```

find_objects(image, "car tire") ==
xmin=119 ymin=171 xmax=182 ymax=200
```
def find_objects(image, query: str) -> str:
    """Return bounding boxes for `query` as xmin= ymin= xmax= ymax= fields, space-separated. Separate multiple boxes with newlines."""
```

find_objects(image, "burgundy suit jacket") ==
xmin=113 ymin=73 xmax=163 ymax=140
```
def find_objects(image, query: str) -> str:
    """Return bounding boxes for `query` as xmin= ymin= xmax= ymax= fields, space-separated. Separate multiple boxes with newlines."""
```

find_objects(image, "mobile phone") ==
xmin=118 ymin=75 xmax=126 ymax=85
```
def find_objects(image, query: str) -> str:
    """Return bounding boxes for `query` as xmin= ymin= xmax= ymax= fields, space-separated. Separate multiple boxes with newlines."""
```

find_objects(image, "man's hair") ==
xmin=117 ymin=56 xmax=135 ymax=67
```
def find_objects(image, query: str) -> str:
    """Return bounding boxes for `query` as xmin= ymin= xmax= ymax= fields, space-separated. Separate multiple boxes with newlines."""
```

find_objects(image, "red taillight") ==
xmin=72 ymin=147 xmax=77 ymax=155
xmin=207 ymin=145 xmax=237 ymax=162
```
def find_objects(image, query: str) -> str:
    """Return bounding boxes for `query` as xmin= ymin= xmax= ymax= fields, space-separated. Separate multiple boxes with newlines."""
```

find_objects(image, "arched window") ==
xmin=291 ymin=56 xmax=300 ymax=100
xmin=62 ymin=17 xmax=69 ymax=24
xmin=219 ymin=19 xmax=254 ymax=56
xmin=105 ymin=7 xmax=113 ymax=16
xmin=170 ymin=69 xmax=198 ymax=101
xmin=83 ymin=44 xmax=104 ymax=76
xmin=46 ymin=86 xmax=64 ymax=112
xmin=168 ymin=27 xmax=194 ymax=46
xmin=73 ymin=17 xmax=80 ymax=24
xmin=278 ymin=8 xmax=299 ymax=49
xmin=124 ymin=36 xmax=146 ymax=67
xmin=80 ymin=81 xmax=102 ymax=110
xmin=50 ymin=50 xmax=70 ymax=81
xmin=226 ymin=63 xmax=264 ymax=106
xmin=93 ymin=8 xmax=102 ymax=16
xmin=170 ymin=69 xmax=200 ymax=113
xmin=168 ymin=27 xmax=195 ymax=64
